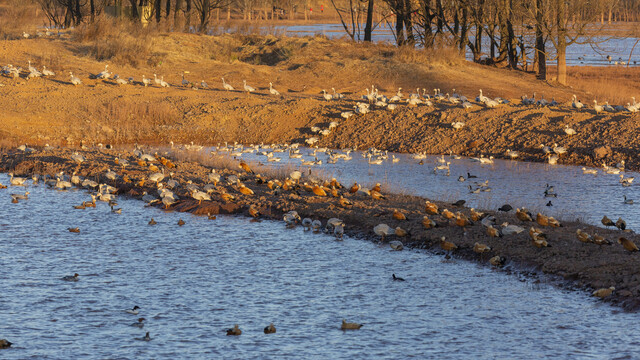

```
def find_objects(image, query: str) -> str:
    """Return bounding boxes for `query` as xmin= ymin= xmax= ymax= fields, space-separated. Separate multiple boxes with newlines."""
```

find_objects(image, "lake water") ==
xmin=2 ymin=171 xmax=640 ymax=358
xmin=275 ymin=23 xmax=640 ymax=67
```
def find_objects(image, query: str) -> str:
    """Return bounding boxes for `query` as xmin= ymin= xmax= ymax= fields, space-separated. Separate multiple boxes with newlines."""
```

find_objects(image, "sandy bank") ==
xmin=2 ymin=146 xmax=640 ymax=310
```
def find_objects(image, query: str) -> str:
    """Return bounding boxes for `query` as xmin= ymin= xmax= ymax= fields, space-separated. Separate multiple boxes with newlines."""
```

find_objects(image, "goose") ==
xmin=142 ymin=75 xmax=151 ymax=87
xmin=41 ymin=66 xmax=55 ymax=76
xmin=505 ymin=149 xmax=519 ymax=159
xmin=192 ymin=190 xmax=211 ymax=204
xmin=582 ymin=167 xmax=597 ymax=175
xmin=593 ymin=100 xmax=604 ymax=114
xmin=71 ymin=152 xmax=84 ymax=165
xmin=10 ymin=191 xmax=30 ymax=201
xmin=373 ymin=223 xmax=394 ymax=241
xmin=322 ymin=89 xmax=333 ymax=101
xmin=243 ymin=80 xmax=255 ymax=94
xmin=451 ymin=122 xmax=465 ymax=130
xmin=221 ymin=77 xmax=234 ymax=91
xmin=269 ymin=82 xmax=280 ymax=96
xmin=8 ymin=173 xmax=27 ymax=186
xmin=62 ymin=273 xmax=79 ymax=281
xmin=96 ymin=65 xmax=110 ymax=79
xmin=153 ymin=74 xmax=161 ymax=85
xmin=69 ymin=71 xmax=82 ymax=85
xmin=626 ymin=103 xmax=639 ymax=113
xmin=461 ymin=101 xmax=473 ymax=110
xmin=149 ymin=169 xmax=165 ymax=184
xmin=334 ymin=224 xmax=344 ymax=239
xmin=552 ymin=143 xmax=567 ymax=155
xmin=341 ymin=319 xmax=363 ymax=330
xmin=571 ymin=95 xmax=583 ymax=109
xmin=264 ymin=323 xmax=276 ymax=334
xmin=341 ymin=111 xmax=354 ymax=119
xmin=564 ymin=125 xmax=576 ymax=136
xmin=160 ymin=76 xmax=170 ymax=87
xmin=115 ymin=76 xmax=128 ymax=85
xmin=181 ymin=71 xmax=190 ymax=87
xmin=620 ymin=174 xmax=634 ymax=186
xmin=623 ymin=195 xmax=633 ymax=205
xmin=332 ymin=88 xmax=345 ymax=99
xmin=604 ymin=102 xmax=616 ymax=112
xmin=301 ymin=218 xmax=312 ymax=231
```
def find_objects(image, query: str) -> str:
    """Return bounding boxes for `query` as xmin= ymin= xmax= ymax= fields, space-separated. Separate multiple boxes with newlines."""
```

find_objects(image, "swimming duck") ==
xmin=624 ymin=195 xmax=633 ymax=205
xmin=68 ymin=227 xmax=80 ymax=233
xmin=131 ymin=318 xmax=145 ymax=328
xmin=137 ymin=332 xmax=151 ymax=341
xmin=264 ymin=323 xmax=276 ymax=334
xmin=226 ymin=324 xmax=242 ymax=336
xmin=392 ymin=274 xmax=405 ymax=281
xmin=582 ymin=167 xmax=597 ymax=175
xmin=0 ymin=339 xmax=12 ymax=349
xmin=207 ymin=213 xmax=217 ymax=220
xmin=341 ymin=319 xmax=363 ymax=330
xmin=126 ymin=306 xmax=140 ymax=315
xmin=62 ymin=273 xmax=79 ymax=281
xmin=592 ymin=287 xmax=615 ymax=298
xmin=148 ymin=218 xmax=157 ymax=225
xmin=177 ymin=219 xmax=185 ymax=226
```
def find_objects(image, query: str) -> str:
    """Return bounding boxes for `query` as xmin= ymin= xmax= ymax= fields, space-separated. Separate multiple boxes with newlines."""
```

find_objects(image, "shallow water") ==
xmin=211 ymin=147 xmax=640 ymax=229
xmin=276 ymin=23 xmax=640 ymax=67
xmin=2 ymin=173 xmax=640 ymax=358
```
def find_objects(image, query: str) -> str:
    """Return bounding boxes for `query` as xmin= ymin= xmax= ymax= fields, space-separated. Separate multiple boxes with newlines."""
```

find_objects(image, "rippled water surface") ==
xmin=2 ymin=172 xmax=640 ymax=359
xmin=211 ymin=148 xmax=640 ymax=229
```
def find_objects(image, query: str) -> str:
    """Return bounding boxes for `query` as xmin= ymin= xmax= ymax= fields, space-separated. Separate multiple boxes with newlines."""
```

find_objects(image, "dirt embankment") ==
xmin=2 ymin=32 xmax=640 ymax=171
xmin=2 ymin=146 xmax=640 ymax=310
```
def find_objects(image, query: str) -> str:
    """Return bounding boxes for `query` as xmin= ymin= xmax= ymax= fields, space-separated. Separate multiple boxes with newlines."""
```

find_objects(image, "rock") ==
xmin=593 ymin=145 xmax=612 ymax=160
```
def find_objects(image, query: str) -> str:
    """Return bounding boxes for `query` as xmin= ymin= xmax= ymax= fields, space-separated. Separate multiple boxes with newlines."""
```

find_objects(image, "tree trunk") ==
xmin=185 ymin=0 xmax=192 ymax=25
xmin=364 ymin=0 xmax=374 ymax=42
xmin=155 ymin=0 xmax=162 ymax=21
xmin=74 ymin=0 xmax=82 ymax=24
xmin=556 ymin=0 xmax=567 ymax=85
xmin=166 ymin=0 xmax=171 ymax=18
xmin=130 ymin=0 xmax=140 ymax=19
xmin=435 ymin=0 xmax=443 ymax=33
xmin=174 ymin=0 xmax=182 ymax=20
xmin=200 ymin=0 xmax=209 ymax=30
xmin=90 ymin=0 xmax=95 ymax=22
xmin=395 ymin=10 xmax=405 ymax=46
xmin=403 ymin=0 xmax=414 ymax=45
xmin=535 ymin=0 xmax=546 ymax=80
xmin=459 ymin=7 xmax=468 ymax=53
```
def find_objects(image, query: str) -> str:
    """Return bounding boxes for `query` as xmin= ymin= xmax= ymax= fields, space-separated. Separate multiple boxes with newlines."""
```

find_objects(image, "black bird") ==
xmin=467 ymin=172 xmax=477 ymax=179
xmin=498 ymin=204 xmax=513 ymax=212
xmin=452 ymin=200 xmax=466 ymax=207
xmin=544 ymin=190 xmax=557 ymax=198
xmin=546 ymin=201 xmax=553 ymax=207
xmin=392 ymin=274 xmax=405 ymax=281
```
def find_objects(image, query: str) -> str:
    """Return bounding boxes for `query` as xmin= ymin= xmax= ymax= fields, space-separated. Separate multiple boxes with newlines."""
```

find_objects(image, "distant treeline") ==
xmin=35 ymin=0 xmax=640 ymax=83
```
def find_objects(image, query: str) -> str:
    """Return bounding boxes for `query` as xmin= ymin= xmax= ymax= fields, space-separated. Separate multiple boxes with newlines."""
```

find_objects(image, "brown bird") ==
xmin=74 ymin=204 xmax=86 ymax=210
xmin=137 ymin=179 xmax=146 ymax=187
xmin=341 ymin=319 xmax=363 ymax=330
xmin=536 ymin=213 xmax=549 ymax=226
xmin=392 ymin=210 xmax=407 ymax=221
xmin=239 ymin=161 xmax=253 ymax=174
xmin=330 ymin=188 xmax=340 ymax=197
xmin=349 ymin=182 xmax=360 ymax=194
xmin=616 ymin=217 xmax=626 ymax=231
xmin=422 ymin=216 xmax=437 ymax=229
xmin=592 ymin=286 xmax=615 ymax=298
xmin=618 ymin=237 xmax=638 ymax=252
xmin=177 ymin=219 xmax=186 ymax=226
xmin=529 ymin=227 xmax=549 ymax=248
xmin=123 ymin=175 xmax=131 ymax=183
xmin=473 ymin=242 xmax=491 ymax=253
xmin=226 ymin=324 xmax=242 ymax=336
xmin=221 ymin=192 xmax=235 ymax=202
xmin=148 ymin=164 xmax=160 ymax=173
xmin=371 ymin=183 xmax=382 ymax=192
xmin=548 ymin=216 xmax=561 ymax=227
xmin=207 ymin=213 xmax=217 ymax=220
xmin=425 ymin=201 xmax=439 ymax=215
xmin=238 ymin=184 xmax=254 ymax=196
xmin=0 ymin=183 xmax=7 ymax=189
xmin=470 ymin=208 xmax=485 ymax=222
xmin=593 ymin=234 xmax=611 ymax=245
xmin=248 ymin=204 xmax=261 ymax=218
xmin=455 ymin=212 xmax=472 ymax=227
xmin=312 ymin=185 xmax=327 ymax=196
xmin=264 ymin=323 xmax=276 ymax=334
xmin=489 ymin=255 xmax=506 ymax=267
xmin=0 ymin=339 xmax=12 ymax=349
xmin=440 ymin=236 xmax=457 ymax=251
xmin=339 ymin=196 xmax=353 ymax=208
xmin=576 ymin=229 xmax=591 ymax=243
xmin=441 ymin=209 xmax=455 ymax=219
xmin=137 ymin=160 xmax=147 ymax=167
xmin=329 ymin=178 xmax=343 ymax=189
xmin=516 ymin=208 xmax=533 ymax=222
xmin=486 ymin=225 xmax=501 ymax=237
xmin=395 ymin=226 xmax=409 ymax=237
xmin=148 ymin=218 xmax=157 ymax=225
xmin=370 ymin=190 xmax=385 ymax=200
xmin=68 ymin=227 xmax=80 ymax=233
xmin=602 ymin=215 xmax=615 ymax=227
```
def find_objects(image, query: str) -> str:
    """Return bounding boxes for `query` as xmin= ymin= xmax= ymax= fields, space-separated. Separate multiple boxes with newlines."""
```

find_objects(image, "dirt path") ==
xmin=2 ymin=146 xmax=640 ymax=310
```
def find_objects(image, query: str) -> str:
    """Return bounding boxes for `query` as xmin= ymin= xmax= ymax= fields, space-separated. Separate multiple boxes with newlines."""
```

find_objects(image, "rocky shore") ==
xmin=2 ymin=145 xmax=640 ymax=310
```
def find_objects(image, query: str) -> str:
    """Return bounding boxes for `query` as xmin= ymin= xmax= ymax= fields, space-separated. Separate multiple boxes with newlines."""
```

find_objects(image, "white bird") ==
xmin=322 ymin=89 xmax=333 ymax=101
xmin=192 ymin=190 xmax=211 ymax=204
xmin=572 ymin=95 xmax=583 ymax=109
xmin=451 ymin=122 xmax=465 ymax=130
xmin=593 ymin=100 xmax=603 ymax=114
xmin=153 ymin=74 xmax=161 ymax=86
xmin=332 ymin=88 xmax=344 ymax=99
xmin=341 ymin=111 xmax=354 ymax=119
xmin=222 ymin=77 xmax=234 ymax=91
xmin=582 ymin=167 xmax=597 ymax=175
xmin=160 ymin=76 xmax=170 ymax=88
xmin=96 ymin=65 xmax=110 ymax=79
xmin=8 ymin=173 xmax=27 ymax=186
xmin=41 ymin=66 xmax=55 ymax=76
xmin=269 ymin=82 xmax=280 ymax=96
xmin=373 ymin=223 xmax=394 ymax=240
xmin=564 ymin=125 xmax=576 ymax=136
xmin=69 ymin=71 xmax=82 ymax=85
xmin=181 ymin=71 xmax=190 ymax=87
xmin=200 ymin=79 xmax=208 ymax=89
xmin=243 ymin=80 xmax=255 ymax=93
xmin=142 ymin=75 xmax=151 ymax=87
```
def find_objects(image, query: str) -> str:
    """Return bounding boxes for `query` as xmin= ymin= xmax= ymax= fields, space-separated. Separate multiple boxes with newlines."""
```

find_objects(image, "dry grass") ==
xmin=73 ymin=15 xmax=153 ymax=67
xmin=0 ymin=0 xmax=42 ymax=39
xmin=559 ymin=66 xmax=640 ymax=104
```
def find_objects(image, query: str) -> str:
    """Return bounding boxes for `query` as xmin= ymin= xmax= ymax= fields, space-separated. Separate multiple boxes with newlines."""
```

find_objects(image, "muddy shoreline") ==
xmin=3 ymin=146 xmax=640 ymax=311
